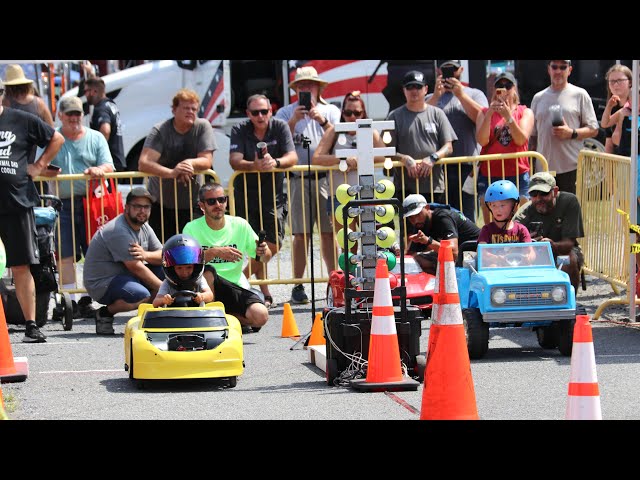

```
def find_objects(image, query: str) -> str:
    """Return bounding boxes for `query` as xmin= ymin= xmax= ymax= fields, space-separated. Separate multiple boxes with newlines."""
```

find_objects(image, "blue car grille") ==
xmin=495 ymin=285 xmax=561 ymax=307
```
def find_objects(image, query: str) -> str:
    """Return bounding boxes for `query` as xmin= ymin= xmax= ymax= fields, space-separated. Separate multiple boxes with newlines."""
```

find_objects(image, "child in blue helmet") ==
xmin=153 ymin=234 xmax=214 ymax=308
xmin=479 ymin=179 xmax=531 ymax=244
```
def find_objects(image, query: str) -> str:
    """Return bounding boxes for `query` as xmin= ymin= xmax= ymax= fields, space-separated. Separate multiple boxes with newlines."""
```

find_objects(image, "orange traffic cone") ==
xmin=307 ymin=312 xmax=326 ymax=347
xmin=350 ymin=258 xmax=419 ymax=392
xmin=566 ymin=314 xmax=602 ymax=420
xmin=281 ymin=303 xmax=300 ymax=338
xmin=420 ymin=239 xmax=478 ymax=420
xmin=0 ymin=296 xmax=28 ymax=383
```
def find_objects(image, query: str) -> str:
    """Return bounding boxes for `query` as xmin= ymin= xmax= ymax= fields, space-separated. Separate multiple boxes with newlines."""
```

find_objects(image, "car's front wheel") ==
xmin=536 ymin=325 xmax=558 ymax=349
xmin=462 ymin=307 xmax=489 ymax=359
xmin=556 ymin=319 xmax=575 ymax=356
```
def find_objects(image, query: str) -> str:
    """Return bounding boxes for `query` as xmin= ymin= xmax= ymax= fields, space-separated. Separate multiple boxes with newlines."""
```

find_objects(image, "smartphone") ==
xmin=495 ymin=88 xmax=507 ymax=97
xmin=46 ymin=165 xmax=62 ymax=172
xmin=441 ymin=66 xmax=456 ymax=79
xmin=299 ymin=91 xmax=312 ymax=110
xmin=529 ymin=222 xmax=544 ymax=238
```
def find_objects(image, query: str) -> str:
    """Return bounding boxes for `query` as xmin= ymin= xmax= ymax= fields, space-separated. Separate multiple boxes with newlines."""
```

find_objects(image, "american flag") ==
xmin=199 ymin=62 xmax=225 ymax=125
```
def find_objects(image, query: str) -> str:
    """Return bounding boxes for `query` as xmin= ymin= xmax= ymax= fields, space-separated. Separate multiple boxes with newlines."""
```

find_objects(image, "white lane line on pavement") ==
xmin=40 ymin=369 xmax=124 ymax=374
xmin=12 ymin=342 xmax=93 ymax=346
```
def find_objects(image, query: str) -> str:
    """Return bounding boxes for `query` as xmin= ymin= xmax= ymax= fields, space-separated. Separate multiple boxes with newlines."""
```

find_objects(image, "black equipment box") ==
xmin=323 ymin=305 xmax=425 ymax=386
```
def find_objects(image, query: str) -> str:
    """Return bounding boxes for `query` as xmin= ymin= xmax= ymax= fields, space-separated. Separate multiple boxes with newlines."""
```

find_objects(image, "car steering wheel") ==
xmin=170 ymin=290 xmax=199 ymax=307
xmin=504 ymin=252 xmax=526 ymax=266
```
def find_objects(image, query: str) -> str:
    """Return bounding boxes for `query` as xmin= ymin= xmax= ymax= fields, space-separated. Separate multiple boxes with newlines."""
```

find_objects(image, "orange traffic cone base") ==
xmin=0 ymin=356 xmax=29 ymax=383
xmin=350 ymin=376 xmax=419 ymax=392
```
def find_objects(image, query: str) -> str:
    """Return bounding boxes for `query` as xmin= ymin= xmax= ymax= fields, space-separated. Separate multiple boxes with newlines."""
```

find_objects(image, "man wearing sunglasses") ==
xmin=513 ymin=172 xmax=584 ymax=294
xmin=0 ymin=78 xmax=64 ymax=342
xmin=402 ymin=193 xmax=480 ymax=275
xmin=183 ymin=183 xmax=270 ymax=332
xmin=229 ymin=94 xmax=297 ymax=309
xmin=386 ymin=70 xmax=457 ymax=236
xmin=427 ymin=60 xmax=488 ymax=222
xmin=530 ymin=60 xmax=599 ymax=194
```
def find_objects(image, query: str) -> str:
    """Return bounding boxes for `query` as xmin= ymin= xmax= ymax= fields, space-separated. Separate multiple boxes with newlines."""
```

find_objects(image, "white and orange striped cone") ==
xmin=566 ymin=314 xmax=602 ymax=420
xmin=420 ymin=239 xmax=479 ymax=420
xmin=350 ymin=258 xmax=419 ymax=392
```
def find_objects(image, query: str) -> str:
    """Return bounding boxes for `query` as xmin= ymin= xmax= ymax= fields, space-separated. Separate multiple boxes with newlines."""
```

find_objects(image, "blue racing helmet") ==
xmin=162 ymin=234 xmax=205 ymax=290
xmin=485 ymin=180 xmax=519 ymax=203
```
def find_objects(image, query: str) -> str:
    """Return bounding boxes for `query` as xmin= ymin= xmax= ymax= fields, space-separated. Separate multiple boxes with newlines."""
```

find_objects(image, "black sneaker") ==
xmin=291 ymin=284 xmax=309 ymax=304
xmin=23 ymin=322 xmax=47 ymax=343
xmin=95 ymin=306 xmax=115 ymax=335
xmin=241 ymin=325 xmax=253 ymax=334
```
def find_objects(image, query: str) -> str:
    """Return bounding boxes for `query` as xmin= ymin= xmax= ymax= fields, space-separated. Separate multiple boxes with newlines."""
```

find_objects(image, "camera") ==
xmin=298 ymin=91 xmax=312 ymax=110
xmin=494 ymin=88 xmax=507 ymax=98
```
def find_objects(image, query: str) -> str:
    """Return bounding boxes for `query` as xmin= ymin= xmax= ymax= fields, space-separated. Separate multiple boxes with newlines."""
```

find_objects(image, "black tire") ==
xmin=556 ymin=318 xmax=575 ymax=357
xmin=536 ymin=325 xmax=558 ymax=349
xmin=326 ymin=358 xmax=339 ymax=386
xmin=227 ymin=376 xmax=237 ymax=388
xmin=61 ymin=292 xmax=73 ymax=331
xmin=462 ymin=307 xmax=489 ymax=359
xmin=35 ymin=291 xmax=51 ymax=328
xmin=414 ymin=354 xmax=426 ymax=383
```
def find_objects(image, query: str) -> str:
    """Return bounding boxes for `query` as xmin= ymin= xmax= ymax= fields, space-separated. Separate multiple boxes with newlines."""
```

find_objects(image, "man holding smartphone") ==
xmin=275 ymin=66 xmax=340 ymax=304
xmin=427 ymin=60 xmax=488 ymax=222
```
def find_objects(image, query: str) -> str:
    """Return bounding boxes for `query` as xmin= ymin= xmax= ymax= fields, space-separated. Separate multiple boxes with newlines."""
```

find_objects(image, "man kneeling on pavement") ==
xmin=183 ymin=182 xmax=271 ymax=333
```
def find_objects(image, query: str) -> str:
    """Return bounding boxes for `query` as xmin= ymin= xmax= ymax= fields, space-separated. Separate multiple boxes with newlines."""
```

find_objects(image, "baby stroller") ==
xmin=0 ymin=194 xmax=73 ymax=331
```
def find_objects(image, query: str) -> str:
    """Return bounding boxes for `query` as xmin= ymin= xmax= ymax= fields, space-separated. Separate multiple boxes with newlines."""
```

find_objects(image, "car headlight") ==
xmin=551 ymin=286 xmax=566 ymax=302
xmin=492 ymin=288 xmax=507 ymax=305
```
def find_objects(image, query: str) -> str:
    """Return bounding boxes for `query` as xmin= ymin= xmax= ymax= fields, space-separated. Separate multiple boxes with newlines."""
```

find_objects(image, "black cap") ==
xmin=402 ymin=70 xmax=426 ymax=88
xmin=126 ymin=186 xmax=154 ymax=204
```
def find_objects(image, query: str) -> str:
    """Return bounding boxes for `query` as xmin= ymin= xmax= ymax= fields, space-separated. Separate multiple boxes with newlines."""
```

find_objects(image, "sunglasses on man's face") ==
xmin=64 ymin=111 xmax=82 ymax=117
xmin=550 ymin=64 xmax=569 ymax=71
xmin=249 ymin=109 xmax=270 ymax=116
xmin=203 ymin=196 xmax=227 ymax=205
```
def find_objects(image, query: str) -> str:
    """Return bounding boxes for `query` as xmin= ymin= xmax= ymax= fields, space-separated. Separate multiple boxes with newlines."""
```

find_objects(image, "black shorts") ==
xmin=233 ymin=195 xmax=285 ymax=248
xmin=204 ymin=265 xmax=263 ymax=316
xmin=0 ymin=209 xmax=39 ymax=268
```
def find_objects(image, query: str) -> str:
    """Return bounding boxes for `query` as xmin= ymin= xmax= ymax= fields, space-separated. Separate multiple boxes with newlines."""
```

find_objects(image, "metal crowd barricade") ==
xmin=227 ymin=153 xmax=549 ymax=290
xmin=33 ymin=169 xmax=220 ymax=298
xmin=576 ymin=150 xmax=639 ymax=319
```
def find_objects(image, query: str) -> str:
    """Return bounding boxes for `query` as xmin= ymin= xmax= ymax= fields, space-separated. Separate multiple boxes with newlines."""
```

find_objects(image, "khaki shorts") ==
xmin=289 ymin=175 xmax=333 ymax=234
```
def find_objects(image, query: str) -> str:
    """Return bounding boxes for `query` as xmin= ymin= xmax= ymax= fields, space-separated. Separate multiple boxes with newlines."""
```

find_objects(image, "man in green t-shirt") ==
xmin=183 ymin=183 xmax=271 ymax=332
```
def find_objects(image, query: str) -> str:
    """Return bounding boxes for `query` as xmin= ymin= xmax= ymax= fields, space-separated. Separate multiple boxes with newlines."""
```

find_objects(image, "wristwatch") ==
xmin=320 ymin=117 xmax=329 ymax=127
xmin=571 ymin=129 xmax=578 ymax=139
xmin=426 ymin=236 xmax=434 ymax=246
xmin=275 ymin=158 xmax=281 ymax=168
xmin=429 ymin=153 xmax=440 ymax=163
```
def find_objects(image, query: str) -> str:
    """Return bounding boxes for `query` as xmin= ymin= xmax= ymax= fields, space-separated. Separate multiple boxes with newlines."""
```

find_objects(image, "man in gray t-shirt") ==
xmin=386 ymin=70 xmax=457 ymax=227
xmin=427 ymin=60 xmax=488 ymax=221
xmin=83 ymin=186 xmax=164 ymax=334
xmin=138 ymin=89 xmax=217 ymax=242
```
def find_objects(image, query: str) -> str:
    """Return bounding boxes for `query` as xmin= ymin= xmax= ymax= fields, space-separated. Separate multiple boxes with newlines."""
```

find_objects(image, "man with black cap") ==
xmin=83 ymin=186 xmax=164 ymax=334
xmin=427 ymin=60 xmax=488 ymax=221
xmin=530 ymin=60 xmax=599 ymax=194
xmin=402 ymin=193 xmax=480 ymax=275
xmin=386 ymin=70 xmax=457 ymax=236
xmin=513 ymin=171 xmax=584 ymax=293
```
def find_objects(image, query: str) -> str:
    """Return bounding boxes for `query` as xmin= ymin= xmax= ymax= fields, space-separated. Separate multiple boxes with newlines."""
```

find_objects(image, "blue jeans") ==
xmin=98 ymin=265 xmax=164 ymax=305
